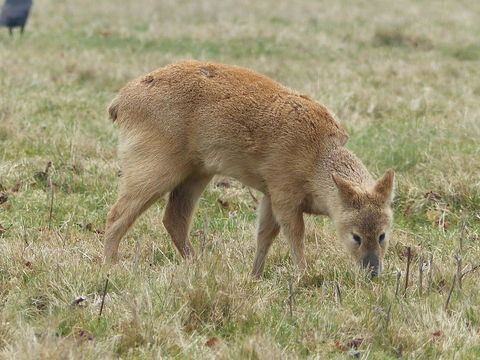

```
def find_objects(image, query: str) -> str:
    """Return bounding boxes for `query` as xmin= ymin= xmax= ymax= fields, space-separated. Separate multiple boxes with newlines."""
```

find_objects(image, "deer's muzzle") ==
xmin=362 ymin=252 xmax=380 ymax=277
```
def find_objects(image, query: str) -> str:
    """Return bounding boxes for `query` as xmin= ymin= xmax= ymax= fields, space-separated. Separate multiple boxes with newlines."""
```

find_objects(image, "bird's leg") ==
xmin=8 ymin=27 xmax=13 ymax=36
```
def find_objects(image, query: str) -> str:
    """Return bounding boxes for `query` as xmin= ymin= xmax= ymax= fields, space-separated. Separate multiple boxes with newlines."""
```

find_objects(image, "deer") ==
xmin=104 ymin=60 xmax=394 ymax=277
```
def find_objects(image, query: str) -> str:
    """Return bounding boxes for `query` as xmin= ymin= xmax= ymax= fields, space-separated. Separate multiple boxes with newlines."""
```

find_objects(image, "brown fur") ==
xmin=108 ymin=96 xmax=119 ymax=122
xmin=104 ymin=60 xmax=394 ymax=276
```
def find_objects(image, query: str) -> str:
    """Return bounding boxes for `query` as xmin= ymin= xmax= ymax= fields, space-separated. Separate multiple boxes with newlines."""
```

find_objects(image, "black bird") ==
xmin=0 ymin=0 xmax=32 ymax=36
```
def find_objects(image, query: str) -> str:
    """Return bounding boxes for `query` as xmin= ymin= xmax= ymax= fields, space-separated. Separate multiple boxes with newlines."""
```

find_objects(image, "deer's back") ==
xmin=112 ymin=60 xmax=348 ymax=186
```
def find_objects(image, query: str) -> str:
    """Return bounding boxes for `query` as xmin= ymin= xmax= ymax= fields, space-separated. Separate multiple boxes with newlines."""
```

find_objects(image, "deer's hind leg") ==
xmin=104 ymin=153 xmax=189 ymax=264
xmin=162 ymin=173 xmax=213 ymax=258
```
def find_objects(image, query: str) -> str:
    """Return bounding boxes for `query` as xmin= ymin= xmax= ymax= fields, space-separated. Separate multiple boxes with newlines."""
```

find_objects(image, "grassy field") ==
xmin=1 ymin=0 xmax=479 ymax=358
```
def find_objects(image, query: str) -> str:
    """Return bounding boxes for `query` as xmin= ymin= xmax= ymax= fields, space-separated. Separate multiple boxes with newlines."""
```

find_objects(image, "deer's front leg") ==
xmin=274 ymin=207 xmax=306 ymax=272
xmin=252 ymin=196 xmax=280 ymax=278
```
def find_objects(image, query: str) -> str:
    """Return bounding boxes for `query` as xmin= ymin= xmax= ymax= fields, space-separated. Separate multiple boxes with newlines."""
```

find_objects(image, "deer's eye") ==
xmin=352 ymin=233 xmax=362 ymax=245
xmin=379 ymin=233 xmax=386 ymax=243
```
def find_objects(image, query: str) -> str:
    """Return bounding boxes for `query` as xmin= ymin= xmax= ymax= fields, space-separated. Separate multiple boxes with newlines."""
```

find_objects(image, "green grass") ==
xmin=1 ymin=0 xmax=480 ymax=358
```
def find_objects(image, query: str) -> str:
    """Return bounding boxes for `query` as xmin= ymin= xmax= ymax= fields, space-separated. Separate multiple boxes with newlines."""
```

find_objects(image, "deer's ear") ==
xmin=374 ymin=168 xmax=395 ymax=203
xmin=332 ymin=174 xmax=359 ymax=205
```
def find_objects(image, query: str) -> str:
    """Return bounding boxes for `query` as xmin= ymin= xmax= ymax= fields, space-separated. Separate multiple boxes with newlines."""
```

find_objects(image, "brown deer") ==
xmin=105 ymin=60 xmax=394 ymax=277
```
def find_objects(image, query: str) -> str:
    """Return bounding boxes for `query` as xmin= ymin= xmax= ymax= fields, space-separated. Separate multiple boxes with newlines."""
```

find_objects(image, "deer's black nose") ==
xmin=362 ymin=253 xmax=379 ymax=277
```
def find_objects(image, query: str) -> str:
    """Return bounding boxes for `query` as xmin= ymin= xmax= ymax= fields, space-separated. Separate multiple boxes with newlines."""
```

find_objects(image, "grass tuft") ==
xmin=373 ymin=25 xmax=433 ymax=50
